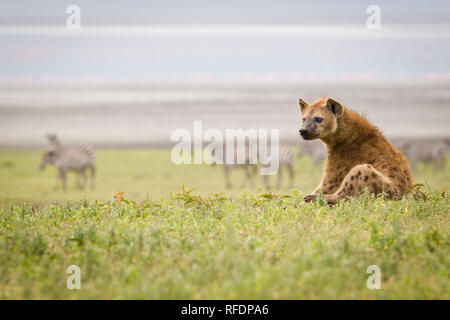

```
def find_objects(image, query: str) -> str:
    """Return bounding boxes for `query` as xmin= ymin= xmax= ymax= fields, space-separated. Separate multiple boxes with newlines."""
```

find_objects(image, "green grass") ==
xmin=0 ymin=149 xmax=326 ymax=203
xmin=1 ymin=149 xmax=448 ymax=203
xmin=0 ymin=149 xmax=449 ymax=299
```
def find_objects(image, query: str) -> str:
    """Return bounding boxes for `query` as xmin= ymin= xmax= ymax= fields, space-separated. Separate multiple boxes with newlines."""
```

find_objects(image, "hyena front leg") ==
xmin=302 ymin=176 xmax=336 ymax=202
xmin=302 ymin=182 xmax=323 ymax=203
xmin=322 ymin=164 xmax=395 ymax=204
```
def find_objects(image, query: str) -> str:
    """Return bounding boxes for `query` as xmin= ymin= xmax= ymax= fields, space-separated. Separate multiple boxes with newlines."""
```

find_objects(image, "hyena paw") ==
xmin=303 ymin=194 xmax=317 ymax=203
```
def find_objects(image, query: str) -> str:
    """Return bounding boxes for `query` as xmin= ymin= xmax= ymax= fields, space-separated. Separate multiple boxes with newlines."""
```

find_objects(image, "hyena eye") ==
xmin=302 ymin=118 xmax=306 ymax=122
xmin=314 ymin=117 xmax=323 ymax=123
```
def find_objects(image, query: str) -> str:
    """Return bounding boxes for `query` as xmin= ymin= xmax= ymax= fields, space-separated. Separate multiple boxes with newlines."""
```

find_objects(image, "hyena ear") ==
xmin=298 ymin=98 xmax=309 ymax=114
xmin=326 ymin=98 xmax=344 ymax=118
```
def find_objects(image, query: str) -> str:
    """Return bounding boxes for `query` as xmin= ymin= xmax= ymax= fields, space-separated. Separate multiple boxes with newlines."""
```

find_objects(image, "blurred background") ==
xmin=0 ymin=0 xmax=449 ymax=201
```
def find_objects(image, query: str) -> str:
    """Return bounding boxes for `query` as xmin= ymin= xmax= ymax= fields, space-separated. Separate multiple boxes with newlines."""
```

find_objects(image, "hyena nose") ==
xmin=299 ymin=129 xmax=308 ymax=136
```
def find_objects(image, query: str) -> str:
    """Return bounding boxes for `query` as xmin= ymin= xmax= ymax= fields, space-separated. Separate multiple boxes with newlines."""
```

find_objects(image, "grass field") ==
xmin=0 ymin=149 xmax=449 ymax=299
xmin=0 ymin=149 xmax=327 ymax=203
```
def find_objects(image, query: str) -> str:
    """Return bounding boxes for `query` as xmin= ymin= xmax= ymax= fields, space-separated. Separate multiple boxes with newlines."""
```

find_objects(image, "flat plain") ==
xmin=0 ymin=149 xmax=448 ymax=299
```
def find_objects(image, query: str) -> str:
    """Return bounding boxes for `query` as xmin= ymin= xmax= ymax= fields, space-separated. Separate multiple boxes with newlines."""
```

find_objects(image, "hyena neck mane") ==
xmin=321 ymin=108 xmax=382 ymax=152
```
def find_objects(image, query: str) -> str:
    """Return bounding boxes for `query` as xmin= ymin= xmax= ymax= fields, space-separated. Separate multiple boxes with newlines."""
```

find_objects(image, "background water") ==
xmin=1 ymin=82 xmax=449 ymax=148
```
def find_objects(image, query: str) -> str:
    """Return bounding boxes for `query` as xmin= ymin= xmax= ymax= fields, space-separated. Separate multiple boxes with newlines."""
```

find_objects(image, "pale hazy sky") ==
xmin=1 ymin=0 xmax=449 ymax=24
xmin=0 ymin=1 xmax=449 ymax=84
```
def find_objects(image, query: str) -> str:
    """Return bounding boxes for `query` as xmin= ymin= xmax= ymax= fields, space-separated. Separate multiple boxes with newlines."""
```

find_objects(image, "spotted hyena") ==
xmin=298 ymin=97 xmax=412 ymax=204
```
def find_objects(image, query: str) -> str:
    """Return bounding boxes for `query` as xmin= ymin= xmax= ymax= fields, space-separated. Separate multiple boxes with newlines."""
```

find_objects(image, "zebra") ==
xmin=210 ymin=145 xmax=258 ymax=189
xmin=210 ymin=143 xmax=295 ymax=189
xmin=40 ymin=134 xmax=96 ymax=190
xmin=396 ymin=139 xmax=448 ymax=171
xmin=262 ymin=144 xmax=296 ymax=189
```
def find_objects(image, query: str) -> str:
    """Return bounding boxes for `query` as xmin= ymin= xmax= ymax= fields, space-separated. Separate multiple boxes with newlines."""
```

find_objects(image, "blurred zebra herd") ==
xmin=211 ymin=144 xmax=296 ymax=189
xmin=396 ymin=139 xmax=450 ymax=170
xmin=40 ymin=134 xmax=449 ymax=191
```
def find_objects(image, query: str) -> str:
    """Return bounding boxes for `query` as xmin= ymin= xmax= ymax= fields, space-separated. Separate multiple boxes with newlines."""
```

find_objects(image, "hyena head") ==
xmin=40 ymin=150 xmax=56 ymax=170
xmin=298 ymin=97 xmax=344 ymax=140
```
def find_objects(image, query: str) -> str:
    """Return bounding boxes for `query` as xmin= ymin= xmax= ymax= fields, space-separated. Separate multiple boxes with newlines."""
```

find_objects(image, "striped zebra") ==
xmin=262 ymin=144 xmax=296 ymax=189
xmin=40 ymin=134 xmax=96 ymax=190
